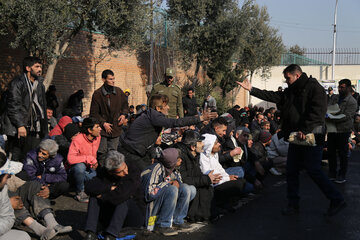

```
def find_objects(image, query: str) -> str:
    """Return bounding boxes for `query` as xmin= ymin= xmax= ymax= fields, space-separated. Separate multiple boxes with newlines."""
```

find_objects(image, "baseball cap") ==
xmin=166 ymin=68 xmax=175 ymax=77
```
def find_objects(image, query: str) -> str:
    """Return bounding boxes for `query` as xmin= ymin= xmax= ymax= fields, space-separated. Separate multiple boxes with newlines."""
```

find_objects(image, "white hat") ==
xmin=0 ymin=159 xmax=23 ymax=175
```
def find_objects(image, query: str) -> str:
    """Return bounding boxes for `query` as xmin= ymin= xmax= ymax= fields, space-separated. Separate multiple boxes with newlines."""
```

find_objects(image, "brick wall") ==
xmin=0 ymin=31 xmax=246 ymax=116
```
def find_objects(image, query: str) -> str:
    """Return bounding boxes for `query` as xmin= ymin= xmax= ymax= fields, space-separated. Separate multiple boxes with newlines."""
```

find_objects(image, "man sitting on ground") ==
xmin=84 ymin=151 xmax=145 ymax=240
xmin=68 ymin=117 xmax=101 ymax=203
xmin=23 ymin=139 xmax=69 ymax=199
xmin=141 ymin=148 xmax=196 ymax=236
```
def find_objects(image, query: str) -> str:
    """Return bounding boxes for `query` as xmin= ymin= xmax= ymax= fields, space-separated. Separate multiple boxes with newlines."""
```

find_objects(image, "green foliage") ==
xmin=236 ymin=1 xmax=285 ymax=81
xmin=289 ymin=44 xmax=305 ymax=56
xmin=0 ymin=0 xmax=149 ymax=64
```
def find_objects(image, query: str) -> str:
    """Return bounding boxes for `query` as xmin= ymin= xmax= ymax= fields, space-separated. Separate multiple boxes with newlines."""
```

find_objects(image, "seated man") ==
xmin=84 ymin=151 xmax=145 ymax=240
xmin=0 ymin=151 xmax=30 ymax=240
xmin=54 ymin=123 xmax=80 ymax=161
xmin=250 ymin=130 xmax=276 ymax=178
xmin=68 ymin=117 xmax=101 ymax=203
xmin=199 ymin=134 xmax=247 ymax=213
xmin=266 ymin=131 xmax=288 ymax=174
xmin=141 ymin=148 xmax=196 ymax=236
xmin=23 ymin=139 xmax=69 ymax=199
xmin=175 ymin=130 xmax=218 ymax=222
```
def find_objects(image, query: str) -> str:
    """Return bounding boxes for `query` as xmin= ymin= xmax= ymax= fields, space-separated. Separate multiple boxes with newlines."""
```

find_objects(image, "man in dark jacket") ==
xmin=2 ymin=57 xmax=48 ymax=161
xmin=22 ymin=139 xmax=69 ymax=199
xmin=182 ymin=87 xmax=198 ymax=117
xmin=90 ymin=70 xmax=129 ymax=162
xmin=175 ymin=130 xmax=219 ymax=222
xmin=326 ymin=79 xmax=357 ymax=183
xmin=237 ymin=64 xmax=345 ymax=216
xmin=84 ymin=151 xmax=145 ymax=240
xmin=119 ymin=95 xmax=217 ymax=170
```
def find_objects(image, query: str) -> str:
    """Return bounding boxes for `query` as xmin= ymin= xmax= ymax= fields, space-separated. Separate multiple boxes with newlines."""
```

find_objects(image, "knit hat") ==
xmin=159 ymin=148 xmax=180 ymax=176
xmin=64 ymin=123 xmax=81 ymax=141
xmin=259 ymin=131 xmax=272 ymax=143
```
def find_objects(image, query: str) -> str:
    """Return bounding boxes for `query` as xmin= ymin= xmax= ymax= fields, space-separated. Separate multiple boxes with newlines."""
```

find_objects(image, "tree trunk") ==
xmin=43 ymin=40 xmax=70 ymax=90
xmin=192 ymin=58 xmax=200 ymax=87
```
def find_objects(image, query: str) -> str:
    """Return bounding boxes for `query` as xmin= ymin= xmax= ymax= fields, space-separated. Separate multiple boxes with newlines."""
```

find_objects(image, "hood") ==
xmin=49 ymin=116 xmax=72 ymax=137
xmin=202 ymin=134 xmax=217 ymax=157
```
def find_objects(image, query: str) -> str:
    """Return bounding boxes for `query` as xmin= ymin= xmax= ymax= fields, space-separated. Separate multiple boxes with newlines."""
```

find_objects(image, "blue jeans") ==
xmin=152 ymin=183 xmax=196 ymax=228
xmin=70 ymin=163 xmax=97 ymax=192
xmin=225 ymin=167 xmax=244 ymax=178
xmin=286 ymin=144 xmax=343 ymax=207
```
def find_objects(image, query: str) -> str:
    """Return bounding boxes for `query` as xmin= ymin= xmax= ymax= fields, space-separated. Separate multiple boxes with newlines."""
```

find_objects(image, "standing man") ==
xmin=327 ymin=87 xmax=336 ymax=105
xmin=182 ymin=87 xmax=198 ymax=117
xmin=2 ymin=57 xmax=48 ymax=161
xmin=150 ymin=68 xmax=183 ymax=119
xmin=90 ymin=70 xmax=128 ymax=161
xmin=237 ymin=64 xmax=346 ymax=216
xmin=326 ymin=79 xmax=357 ymax=183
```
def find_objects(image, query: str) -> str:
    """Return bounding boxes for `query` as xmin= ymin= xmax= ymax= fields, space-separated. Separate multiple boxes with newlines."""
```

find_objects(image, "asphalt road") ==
xmin=30 ymin=151 xmax=360 ymax=240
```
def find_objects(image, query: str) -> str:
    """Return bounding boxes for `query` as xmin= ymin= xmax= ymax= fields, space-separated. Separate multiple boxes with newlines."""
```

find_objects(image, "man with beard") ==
xmin=326 ymin=79 xmax=357 ymax=183
xmin=175 ymin=130 xmax=220 ymax=222
xmin=90 ymin=70 xmax=128 ymax=161
xmin=2 ymin=57 xmax=47 ymax=161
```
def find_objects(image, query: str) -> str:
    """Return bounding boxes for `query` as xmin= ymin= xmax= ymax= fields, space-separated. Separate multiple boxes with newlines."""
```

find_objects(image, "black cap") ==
xmin=182 ymin=130 xmax=205 ymax=146
xmin=328 ymin=87 xmax=333 ymax=91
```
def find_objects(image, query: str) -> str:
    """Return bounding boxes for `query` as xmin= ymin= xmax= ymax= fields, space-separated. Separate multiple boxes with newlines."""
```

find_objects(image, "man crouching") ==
xmin=141 ymin=148 xmax=196 ymax=236
xmin=84 ymin=151 xmax=145 ymax=240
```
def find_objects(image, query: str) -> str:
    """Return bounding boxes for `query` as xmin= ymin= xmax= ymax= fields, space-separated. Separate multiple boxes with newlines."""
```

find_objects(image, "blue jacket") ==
xmin=23 ymin=149 xmax=67 ymax=185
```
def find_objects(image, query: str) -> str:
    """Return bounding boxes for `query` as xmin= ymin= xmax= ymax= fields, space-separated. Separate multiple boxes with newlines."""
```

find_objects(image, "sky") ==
xmin=251 ymin=0 xmax=360 ymax=49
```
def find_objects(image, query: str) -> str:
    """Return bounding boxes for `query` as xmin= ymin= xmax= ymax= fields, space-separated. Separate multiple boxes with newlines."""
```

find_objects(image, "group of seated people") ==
xmin=0 ymin=97 xmax=293 ymax=240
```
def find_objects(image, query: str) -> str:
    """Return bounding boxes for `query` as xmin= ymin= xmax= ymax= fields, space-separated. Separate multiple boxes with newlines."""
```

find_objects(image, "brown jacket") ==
xmin=90 ymin=85 xmax=128 ymax=138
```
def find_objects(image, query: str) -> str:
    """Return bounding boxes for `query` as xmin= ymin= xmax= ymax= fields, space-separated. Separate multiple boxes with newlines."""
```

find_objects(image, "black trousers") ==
xmin=7 ymin=134 xmax=41 ymax=161
xmin=327 ymin=132 xmax=351 ymax=178
xmin=85 ymin=197 xmax=145 ymax=237
xmin=118 ymin=146 xmax=151 ymax=171
xmin=48 ymin=181 xmax=70 ymax=199
xmin=214 ymin=179 xmax=245 ymax=208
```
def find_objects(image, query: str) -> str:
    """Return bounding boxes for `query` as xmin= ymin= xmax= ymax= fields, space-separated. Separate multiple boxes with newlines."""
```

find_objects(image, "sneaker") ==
xmin=156 ymin=227 xmax=178 ymax=236
xmin=334 ymin=176 xmax=347 ymax=184
xmin=269 ymin=167 xmax=282 ymax=176
xmin=75 ymin=191 xmax=89 ymax=203
xmin=173 ymin=223 xmax=192 ymax=230
xmin=281 ymin=205 xmax=299 ymax=216
xmin=326 ymin=200 xmax=347 ymax=216
xmin=84 ymin=231 xmax=97 ymax=240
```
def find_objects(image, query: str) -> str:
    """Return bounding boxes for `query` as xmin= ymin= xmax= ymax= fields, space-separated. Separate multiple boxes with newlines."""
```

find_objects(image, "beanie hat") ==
xmin=259 ymin=130 xmax=272 ymax=143
xmin=64 ymin=123 xmax=81 ymax=141
xmin=159 ymin=148 xmax=180 ymax=176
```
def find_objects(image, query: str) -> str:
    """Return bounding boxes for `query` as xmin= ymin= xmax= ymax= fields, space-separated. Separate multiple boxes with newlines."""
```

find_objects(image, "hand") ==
xmin=200 ymin=111 xmax=218 ymax=122
xmin=18 ymin=126 xmax=27 ymax=138
xmin=236 ymin=78 xmax=252 ymax=91
xmin=170 ymin=180 xmax=180 ymax=188
xmin=230 ymin=147 xmax=242 ymax=157
xmin=91 ymin=162 xmax=98 ymax=170
xmin=297 ymin=131 xmax=306 ymax=141
xmin=36 ymin=175 xmax=42 ymax=179
xmin=10 ymin=196 xmax=24 ymax=210
xmin=118 ymin=115 xmax=126 ymax=126
xmin=96 ymin=194 xmax=102 ymax=198
xmin=37 ymin=185 xmax=50 ymax=199
xmin=208 ymin=170 xmax=222 ymax=184
xmin=103 ymin=122 xmax=113 ymax=134
xmin=111 ymin=186 xmax=116 ymax=191
xmin=229 ymin=175 xmax=238 ymax=181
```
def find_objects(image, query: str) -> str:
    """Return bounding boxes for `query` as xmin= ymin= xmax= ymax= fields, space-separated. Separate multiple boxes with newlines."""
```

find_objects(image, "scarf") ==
xmin=24 ymin=74 xmax=44 ymax=132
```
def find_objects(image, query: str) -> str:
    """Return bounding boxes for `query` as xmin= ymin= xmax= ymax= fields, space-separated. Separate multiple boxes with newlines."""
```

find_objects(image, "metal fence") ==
xmin=280 ymin=48 xmax=360 ymax=65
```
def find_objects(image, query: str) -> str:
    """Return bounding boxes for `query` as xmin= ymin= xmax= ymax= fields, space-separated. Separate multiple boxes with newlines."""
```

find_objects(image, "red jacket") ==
xmin=67 ymin=133 xmax=101 ymax=167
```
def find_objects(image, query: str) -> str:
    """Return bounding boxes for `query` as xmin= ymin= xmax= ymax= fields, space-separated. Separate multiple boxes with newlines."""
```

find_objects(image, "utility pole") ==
xmin=147 ymin=0 xmax=154 ymax=97
xmin=332 ymin=0 xmax=339 ymax=81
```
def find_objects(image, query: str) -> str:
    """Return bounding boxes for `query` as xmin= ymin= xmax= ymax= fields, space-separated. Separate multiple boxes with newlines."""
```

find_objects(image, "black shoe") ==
xmin=334 ymin=176 xmax=347 ymax=184
xmin=173 ymin=222 xmax=192 ymax=230
xmin=281 ymin=205 xmax=299 ymax=216
xmin=326 ymin=200 xmax=347 ymax=216
xmin=155 ymin=227 xmax=178 ymax=236
xmin=84 ymin=231 xmax=97 ymax=240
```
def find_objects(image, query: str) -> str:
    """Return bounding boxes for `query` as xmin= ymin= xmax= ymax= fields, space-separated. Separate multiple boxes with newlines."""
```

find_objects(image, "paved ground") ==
xmin=29 ymin=151 xmax=360 ymax=240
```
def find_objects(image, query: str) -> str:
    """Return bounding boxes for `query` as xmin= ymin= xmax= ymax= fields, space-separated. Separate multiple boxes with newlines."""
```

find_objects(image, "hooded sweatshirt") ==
xmin=49 ymin=116 xmax=72 ymax=137
xmin=199 ymin=134 xmax=229 ymax=186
